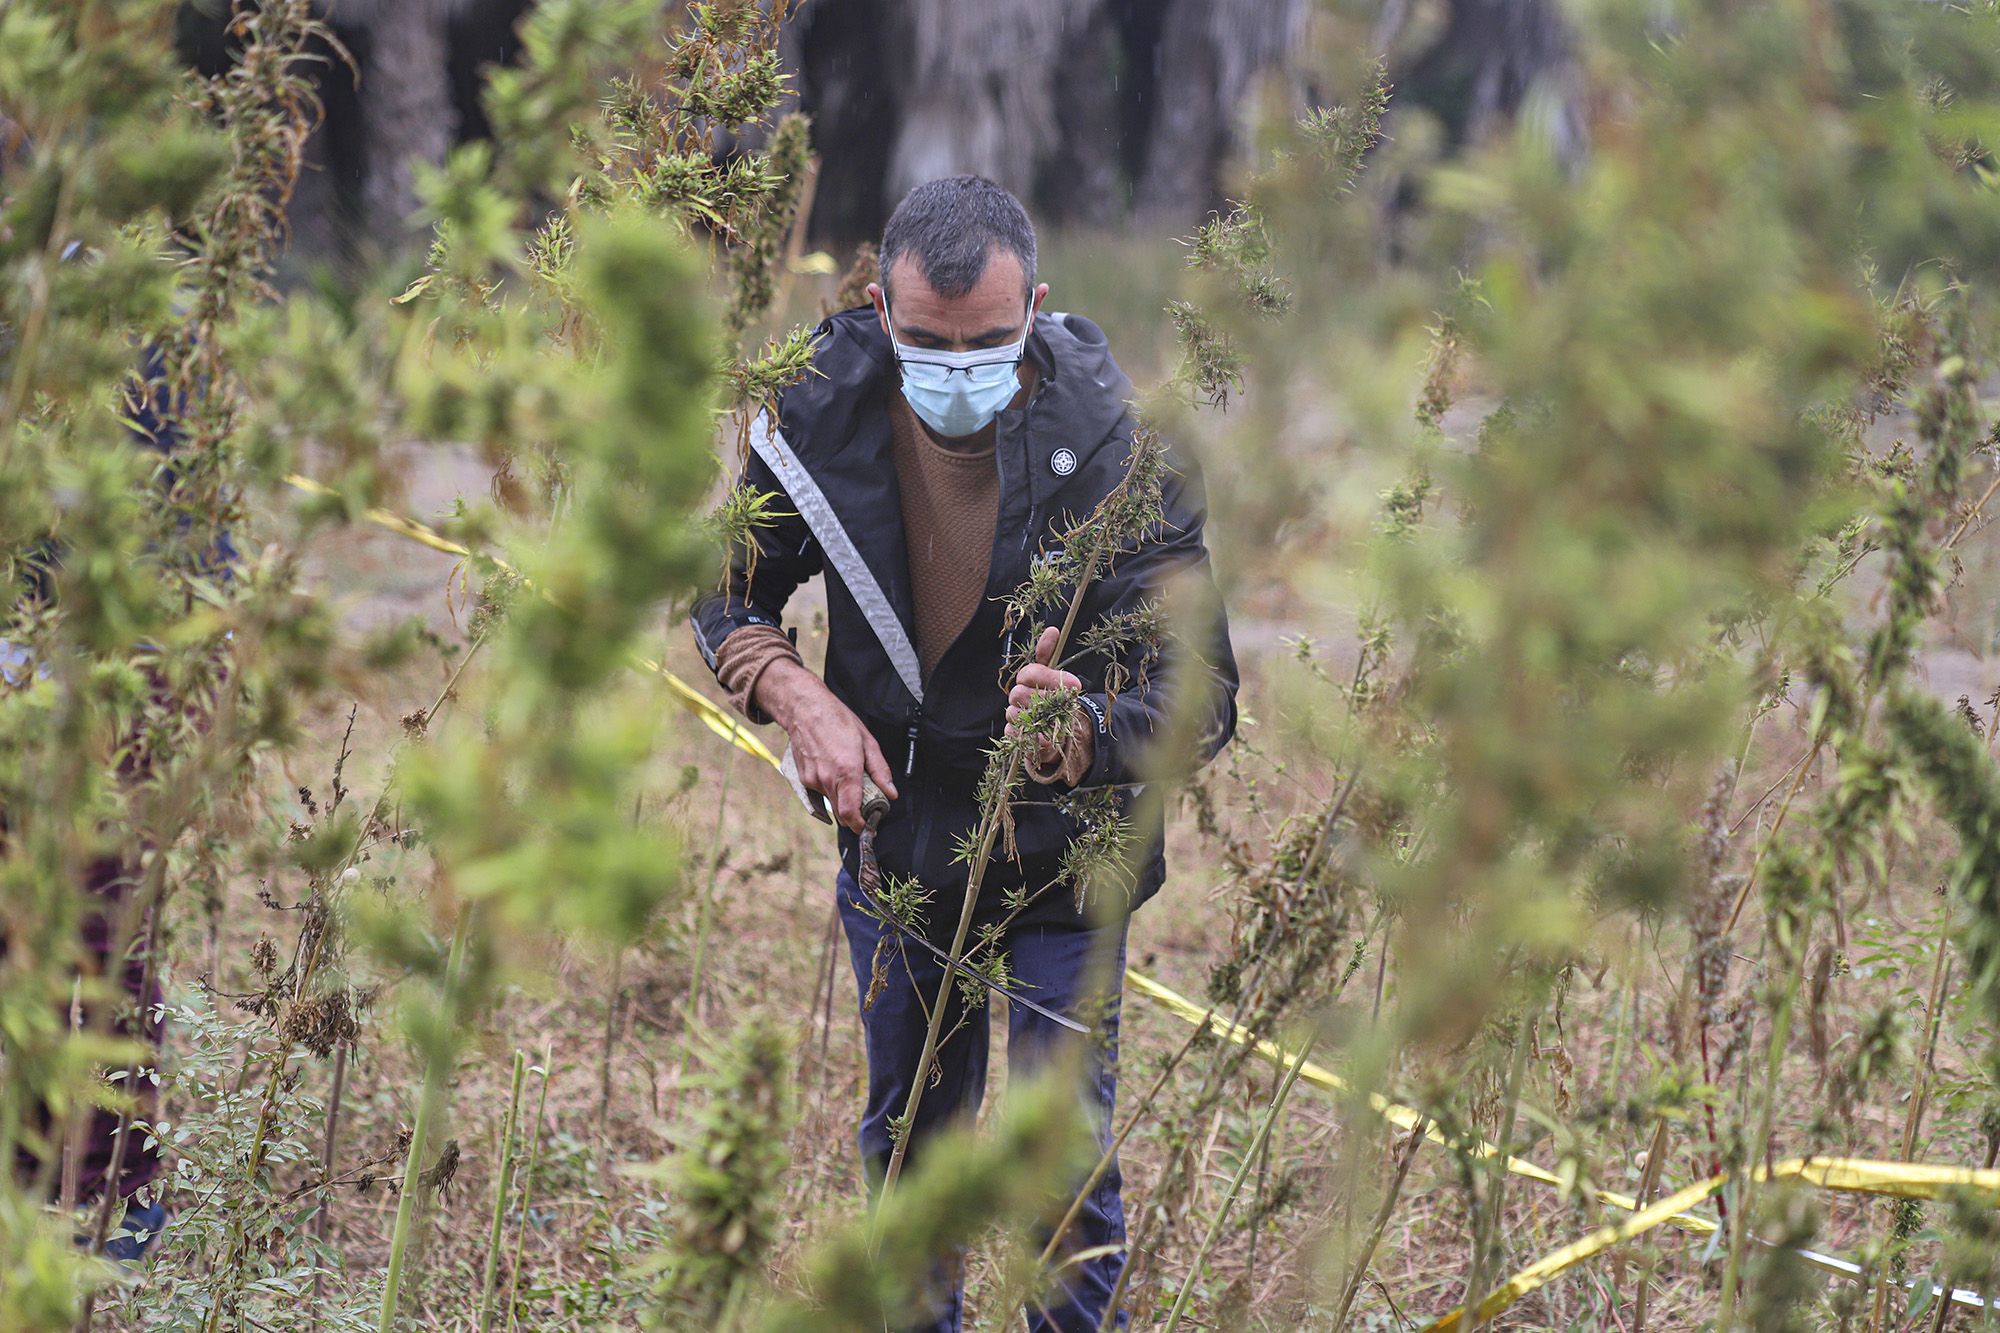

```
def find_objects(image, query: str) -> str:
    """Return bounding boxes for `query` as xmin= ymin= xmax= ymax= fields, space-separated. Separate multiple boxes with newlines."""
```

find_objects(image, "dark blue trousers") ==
xmin=837 ymin=870 xmax=1129 ymax=1333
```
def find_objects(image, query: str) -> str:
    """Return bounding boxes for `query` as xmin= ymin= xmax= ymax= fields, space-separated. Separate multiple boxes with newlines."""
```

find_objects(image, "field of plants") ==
xmin=9 ymin=0 xmax=2000 ymax=1329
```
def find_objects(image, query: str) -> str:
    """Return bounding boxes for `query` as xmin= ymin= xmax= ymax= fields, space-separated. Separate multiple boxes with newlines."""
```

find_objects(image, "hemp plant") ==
xmin=333 ymin=4 xmax=824 ymax=1325
xmin=1077 ymin=0 xmax=2000 ymax=1324
xmin=0 ymin=1 xmax=362 ymax=1328
xmin=642 ymin=1015 xmax=795 ymax=1329
xmin=870 ymin=428 xmax=1171 ymax=1210
xmin=0 ymin=0 xmax=824 ymax=1328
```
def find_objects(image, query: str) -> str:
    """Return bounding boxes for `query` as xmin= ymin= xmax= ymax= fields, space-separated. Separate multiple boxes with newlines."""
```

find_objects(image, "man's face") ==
xmin=868 ymin=248 xmax=1048 ymax=352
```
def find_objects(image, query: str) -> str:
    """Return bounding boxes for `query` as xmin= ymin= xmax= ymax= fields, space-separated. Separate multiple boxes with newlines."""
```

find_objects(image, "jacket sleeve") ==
xmin=688 ymin=417 xmax=823 ymax=726
xmin=1075 ymin=433 xmax=1239 ymax=789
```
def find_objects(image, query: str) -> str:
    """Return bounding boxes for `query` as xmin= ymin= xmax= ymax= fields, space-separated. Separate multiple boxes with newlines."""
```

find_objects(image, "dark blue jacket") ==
xmin=690 ymin=306 xmax=1236 ymax=924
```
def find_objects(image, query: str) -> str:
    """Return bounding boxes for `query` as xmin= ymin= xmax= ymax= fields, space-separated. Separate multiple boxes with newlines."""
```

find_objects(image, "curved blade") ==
xmin=846 ymin=875 xmax=1090 ymax=1036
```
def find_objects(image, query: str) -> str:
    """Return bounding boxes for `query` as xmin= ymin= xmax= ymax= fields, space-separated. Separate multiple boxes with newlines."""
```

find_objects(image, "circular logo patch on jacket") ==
xmin=1051 ymin=448 xmax=1078 ymax=477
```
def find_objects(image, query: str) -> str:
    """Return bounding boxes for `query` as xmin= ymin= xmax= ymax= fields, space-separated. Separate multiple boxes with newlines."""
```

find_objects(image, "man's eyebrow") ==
xmin=899 ymin=321 xmax=1022 ymax=348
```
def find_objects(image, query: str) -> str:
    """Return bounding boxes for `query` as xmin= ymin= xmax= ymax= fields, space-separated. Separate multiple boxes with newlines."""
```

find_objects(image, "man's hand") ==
xmin=1007 ymin=626 xmax=1087 ymax=775
xmin=754 ymin=658 xmax=899 ymax=832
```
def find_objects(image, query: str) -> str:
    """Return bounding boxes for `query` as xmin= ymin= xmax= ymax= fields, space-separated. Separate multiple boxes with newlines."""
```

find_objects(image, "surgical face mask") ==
xmin=886 ymin=299 xmax=1032 ymax=438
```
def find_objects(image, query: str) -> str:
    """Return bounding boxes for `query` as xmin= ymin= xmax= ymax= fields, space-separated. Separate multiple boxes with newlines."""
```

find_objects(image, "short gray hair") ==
xmin=880 ymin=175 xmax=1036 ymax=300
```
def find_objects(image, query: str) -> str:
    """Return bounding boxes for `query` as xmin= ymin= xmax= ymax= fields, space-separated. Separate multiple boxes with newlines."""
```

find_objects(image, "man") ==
xmin=690 ymin=175 xmax=1237 ymax=1331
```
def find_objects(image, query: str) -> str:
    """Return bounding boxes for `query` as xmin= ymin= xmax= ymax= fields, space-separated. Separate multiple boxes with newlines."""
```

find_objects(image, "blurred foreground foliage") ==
xmin=6 ymin=0 xmax=2000 ymax=1328
xmin=0 ymin=0 xmax=829 ymax=1328
xmin=1154 ymin=0 xmax=2000 ymax=1324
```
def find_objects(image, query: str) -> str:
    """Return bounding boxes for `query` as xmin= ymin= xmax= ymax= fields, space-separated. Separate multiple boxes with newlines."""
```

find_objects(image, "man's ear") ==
xmin=1032 ymin=281 xmax=1049 ymax=313
xmin=867 ymin=281 xmax=889 ymax=337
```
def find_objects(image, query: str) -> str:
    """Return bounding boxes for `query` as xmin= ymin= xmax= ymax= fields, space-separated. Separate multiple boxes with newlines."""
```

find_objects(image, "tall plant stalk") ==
xmin=870 ymin=609 xmax=1093 ymax=1220
xmin=680 ymin=737 xmax=740 ymax=1082
xmin=1038 ymin=1011 xmax=1213 ymax=1269
xmin=596 ymin=945 xmax=624 ymax=1193
xmin=479 ymin=1051 xmax=528 ymax=1333
xmin=504 ymin=1045 xmax=554 ymax=1333
xmin=1333 ymin=1115 xmax=1431 ymax=1330
xmin=1629 ymin=1116 xmax=1673 ymax=1332
xmin=1462 ymin=1011 xmax=1534 ymax=1332
xmin=871 ymin=435 xmax=1165 ymax=1222
xmin=1716 ymin=928 xmax=1810 ymax=1326
xmin=1869 ymin=911 xmax=1955 ymax=1331
xmin=378 ymin=903 xmax=473 ymax=1333
xmin=308 ymin=1038 xmax=351 ymax=1330
xmin=1160 ymin=1032 xmax=1318 ymax=1333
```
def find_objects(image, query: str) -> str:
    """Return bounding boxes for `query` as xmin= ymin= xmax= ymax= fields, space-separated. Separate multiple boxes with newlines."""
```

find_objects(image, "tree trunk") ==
xmin=1133 ymin=0 xmax=1308 ymax=220
xmin=783 ymin=0 xmax=904 ymax=247
xmin=1039 ymin=0 xmax=1125 ymax=226
xmin=1397 ymin=0 xmax=1583 ymax=161
xmin=349 ymin=0 xmax=459 ymax=248
xmin=886 ymin=0 xmax=1093 ymax=209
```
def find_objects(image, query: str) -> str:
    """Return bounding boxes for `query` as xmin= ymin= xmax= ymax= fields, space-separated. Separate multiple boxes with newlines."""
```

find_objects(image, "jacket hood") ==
xmin=778 ymin=304 xmax=1136 ymax=466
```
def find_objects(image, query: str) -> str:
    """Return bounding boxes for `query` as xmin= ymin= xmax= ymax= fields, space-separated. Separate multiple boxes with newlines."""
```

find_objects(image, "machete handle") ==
xmin=860 ymin=774 xmax=890 ymax=828
xmin=781 ymin=743 xmax=892 ymax=827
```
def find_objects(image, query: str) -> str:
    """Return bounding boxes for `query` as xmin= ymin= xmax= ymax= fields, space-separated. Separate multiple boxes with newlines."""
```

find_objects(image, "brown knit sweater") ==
xmin=715 ymin=390 xmax=1091 ymax=785
xmin=887 ymin=390 xmax=999 ymax=676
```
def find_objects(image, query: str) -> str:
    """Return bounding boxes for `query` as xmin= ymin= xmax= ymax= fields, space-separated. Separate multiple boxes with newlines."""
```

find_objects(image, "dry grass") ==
xmin=117 ymin=395 xmax=2000 ymax=1333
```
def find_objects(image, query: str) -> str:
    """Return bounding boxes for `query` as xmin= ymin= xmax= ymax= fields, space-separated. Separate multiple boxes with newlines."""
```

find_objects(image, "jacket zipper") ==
xmin=904 ymin=701 xmax=921 ymax=779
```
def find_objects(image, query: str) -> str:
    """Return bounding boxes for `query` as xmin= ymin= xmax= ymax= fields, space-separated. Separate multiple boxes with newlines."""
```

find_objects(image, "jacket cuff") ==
xmin=1024 ymin=703 xmax=1096 ymax=788
xmin=713 ymin=623 xmax=801 ymax=726
xmin=1076 ymin=692 xmax=1119 ymax=787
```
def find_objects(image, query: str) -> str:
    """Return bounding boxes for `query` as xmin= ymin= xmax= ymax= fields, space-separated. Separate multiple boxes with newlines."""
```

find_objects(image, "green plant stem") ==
xmin=1332 ymin=1114 xmax=1430 ymax=1331
xmin=681 ymin=738 xmax=740 ymax=1077
xmin=378 ymin=903 xmax=473 ymax=1333
xmin=1870 ymin=912 xmax=1954 ymax=1332
xmin=1111 ymin=852 xmax=1365 ymax=1322
xmin=1160 ymin=1031 xmax=1319 ymax=1333
xmin=870 ymin=752 xmax=1019 ymax=1230
xmin=1463 ymin=1012 xmax=1534 ymax=1333
xmin=479 ymin=1051 xmax=528 ymax=1333
xmin=871 ymin=553 xmax=1105 ymax=1234
xmin=504 ymin=1044 xmax=554 ymax=1333
xmin=1717 ymin=940 xmax=1806 ymax=1326
xmin=1928 ymin=1132 xmax=2000 ymax=1333
xmin=1943 ymin=470 xmax=2000 ymax=552
xmin=1601 ymin=953 xmax=1638 ymax=1096
xmin=1038 ymin=1002 xmax=1213 ymax=1269
xmin=308 ymin=1038 xmax=351 ymax=1332
xmin=1098 ymin=956 xmax=1293 ymax=1326
xmin=1724 ymin=734 xmax=1821 ymax=934
xmin=1629 ymin=1117 xmax=1672 ymax=1333
xmin=206 ymin=650 xmax=484 ymax=1333
xmin=596 ymin=944 xmax=624 ymax=1192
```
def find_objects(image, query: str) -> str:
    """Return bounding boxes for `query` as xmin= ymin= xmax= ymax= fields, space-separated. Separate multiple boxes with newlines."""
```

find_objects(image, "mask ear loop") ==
xmin=884 ymin=296 xmax=908 ymax=361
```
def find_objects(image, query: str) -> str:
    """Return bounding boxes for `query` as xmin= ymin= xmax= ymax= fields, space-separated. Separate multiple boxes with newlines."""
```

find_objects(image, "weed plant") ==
xmin=7 ymin=0 xmax=2000 ymax=1330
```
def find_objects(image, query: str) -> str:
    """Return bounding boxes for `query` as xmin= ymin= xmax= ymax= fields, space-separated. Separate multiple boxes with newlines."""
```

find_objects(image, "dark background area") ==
xmin=175 ymin=0 xmax=1576 ymax=273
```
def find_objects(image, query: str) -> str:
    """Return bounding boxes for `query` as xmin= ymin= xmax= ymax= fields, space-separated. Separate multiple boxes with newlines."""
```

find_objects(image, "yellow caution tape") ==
xmin=1426 ymin=1176 xmax=1729 ymax=1332
xmin=280 ymin=473 xmax=777 ymax=769
xmin=1126 ymin=969 xmax=1999 ymax=1325
xmin=1420 ymin=1156 xmax=1997 ymax=1330
xmin=1123 ymin=970 xmax=1721 ymax=1232
xmin=1770 ymin=1156 xmax=2000 ymax=1201
xmin=283 ymin=472 xmax=498 ymax=565
xmin=639 ymin=652 xmax=780 ymax=768
xmin=283 ymin=470 xmax=2000 ymax=1322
